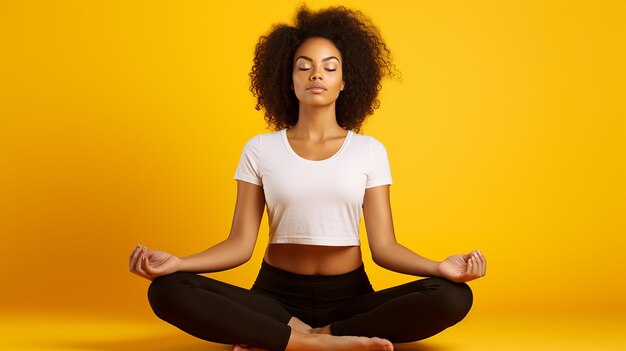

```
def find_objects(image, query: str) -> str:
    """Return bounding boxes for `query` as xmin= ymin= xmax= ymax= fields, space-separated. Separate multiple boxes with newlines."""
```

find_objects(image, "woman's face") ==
xmin=292 ymin=37 xmax=345 ymax=107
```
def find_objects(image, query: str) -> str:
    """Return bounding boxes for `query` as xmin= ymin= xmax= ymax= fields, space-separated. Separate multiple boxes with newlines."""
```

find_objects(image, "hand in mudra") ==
xmin=437 ymin=250 xmax=486 ymax=283
xmin=129 ymin=243 xmax=182 ymax=281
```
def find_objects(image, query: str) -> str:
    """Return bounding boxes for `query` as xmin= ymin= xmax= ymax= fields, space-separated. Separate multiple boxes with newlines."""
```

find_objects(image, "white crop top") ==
xmin=233 ymin=128 xmax=393 ymax=246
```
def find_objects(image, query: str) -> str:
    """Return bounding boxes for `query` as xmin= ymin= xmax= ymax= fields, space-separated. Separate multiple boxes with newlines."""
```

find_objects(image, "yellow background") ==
xmin=1 ymin=0 xmax=624 ymax=350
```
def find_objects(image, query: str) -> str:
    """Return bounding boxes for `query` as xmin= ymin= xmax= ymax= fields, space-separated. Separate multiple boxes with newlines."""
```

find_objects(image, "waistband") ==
xmin=253 ymin=259 xmax=373 ymax=296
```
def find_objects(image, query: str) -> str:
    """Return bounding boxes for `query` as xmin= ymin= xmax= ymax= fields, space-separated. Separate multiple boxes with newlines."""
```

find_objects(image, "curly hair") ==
xmin=249 ymin=4 xmax=400 ymax=134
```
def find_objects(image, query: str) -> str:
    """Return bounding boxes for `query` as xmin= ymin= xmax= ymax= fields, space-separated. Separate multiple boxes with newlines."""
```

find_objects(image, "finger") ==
xmin=131 ymin=245 xmax=148 ymax=274
xmin=473 ymin=254 xmax=480 ymax=278
xmin=134 ymin=247 xmax=148 ymax=276
xmin=129 ymin=244 xmax=142 ymax=271
xmin=474 ymin=254 xmax=482 ymax=278
xmin=141 ymin=254 xmax=154 ymax=280
xmin=470 ymin=255 xmax=479 ymax=277
xmin=473 ymin=250 xmax=480 ymax=260
xmin=476 ymin=250 xmax=485 ymax=277
xmin=466 ymin=255 xmax=473 ymax=277
xmin=467 ymin=256 xmax=476 ymax=279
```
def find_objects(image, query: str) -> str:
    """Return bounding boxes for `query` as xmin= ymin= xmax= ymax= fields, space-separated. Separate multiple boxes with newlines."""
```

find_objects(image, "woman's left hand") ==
xmin=437 ymin=250 xmax=486 ymax=283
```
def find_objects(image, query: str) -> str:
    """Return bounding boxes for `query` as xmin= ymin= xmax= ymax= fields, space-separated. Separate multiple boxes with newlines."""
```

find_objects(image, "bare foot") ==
xmin=232 ymin=320 xmax=392 ymax=351
xmin=310 ymin=324 xmax=332 ymax=335
xmin=288 ymin=316 xmax=313 ymax=333
xmin=290 ymin=330 xmax=394 ymax=351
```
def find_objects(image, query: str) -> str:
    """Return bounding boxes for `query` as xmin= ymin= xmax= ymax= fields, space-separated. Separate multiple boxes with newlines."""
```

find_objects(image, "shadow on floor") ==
xmin=33 ymin=334 xmax=230 ymax=351
xmin=394 ymin=343 xmax=448 ymax=351
xmin=38 ymin=333 xmax=448 ymax=351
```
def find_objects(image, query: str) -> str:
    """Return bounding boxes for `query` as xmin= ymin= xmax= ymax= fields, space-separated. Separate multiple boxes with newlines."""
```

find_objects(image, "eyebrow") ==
xmin=295 ymin=55 xmax=340 ymax=63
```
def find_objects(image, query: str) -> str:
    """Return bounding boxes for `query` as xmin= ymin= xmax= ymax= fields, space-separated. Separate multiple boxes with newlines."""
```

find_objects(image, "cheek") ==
xmin=329 ymin=74 xmax=344 ymax=89
xmin=292 ymin=73 xmax=307 ymax=88
xmin=293 ymin=79 xmax=305 ymax=88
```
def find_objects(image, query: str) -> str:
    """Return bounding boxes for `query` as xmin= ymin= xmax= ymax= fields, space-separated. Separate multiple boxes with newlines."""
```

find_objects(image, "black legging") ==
xmin=147 ymin=259 xmax=473 ymax=351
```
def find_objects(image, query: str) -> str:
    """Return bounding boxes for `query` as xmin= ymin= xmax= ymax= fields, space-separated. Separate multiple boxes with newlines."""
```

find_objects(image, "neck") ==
xmin=292 ymin=103 xmax=345 ymax=139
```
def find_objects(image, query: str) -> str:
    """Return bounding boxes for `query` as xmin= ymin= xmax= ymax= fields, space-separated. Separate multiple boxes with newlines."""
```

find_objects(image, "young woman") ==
xmin=129 ymin=5 xmax=486 ymax=351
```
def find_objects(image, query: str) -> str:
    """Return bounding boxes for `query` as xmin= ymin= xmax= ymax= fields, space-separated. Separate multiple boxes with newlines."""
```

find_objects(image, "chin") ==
xmin=298 ymin=95 xmax=340 ymax=106
xmin=301 ymin=101 xmax=337 ymax=108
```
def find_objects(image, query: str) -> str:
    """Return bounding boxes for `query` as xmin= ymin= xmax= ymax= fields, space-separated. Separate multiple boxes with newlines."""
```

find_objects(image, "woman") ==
xmin=129 ymin=5 xmax=486 ymax=351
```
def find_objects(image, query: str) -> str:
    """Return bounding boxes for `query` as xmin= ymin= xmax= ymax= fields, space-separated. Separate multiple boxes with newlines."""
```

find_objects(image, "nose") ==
xmin=310 ymin=68 xmax=323 ymax=80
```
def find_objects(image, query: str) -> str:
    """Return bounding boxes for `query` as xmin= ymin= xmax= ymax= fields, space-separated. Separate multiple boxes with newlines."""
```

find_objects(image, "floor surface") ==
xmin=2 ymin=312 xmax=624 ymax=351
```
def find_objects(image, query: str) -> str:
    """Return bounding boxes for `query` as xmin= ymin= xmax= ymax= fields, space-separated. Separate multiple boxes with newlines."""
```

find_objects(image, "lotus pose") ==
xmin=129 ymin=5 xmax=486 ymax=351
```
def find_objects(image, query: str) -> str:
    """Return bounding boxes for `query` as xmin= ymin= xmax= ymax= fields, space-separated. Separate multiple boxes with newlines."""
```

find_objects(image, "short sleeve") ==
xmin=234 ymin=135 xmax=262 ymax=186
xmin=365 ymin=137 xmax=393 ymax=188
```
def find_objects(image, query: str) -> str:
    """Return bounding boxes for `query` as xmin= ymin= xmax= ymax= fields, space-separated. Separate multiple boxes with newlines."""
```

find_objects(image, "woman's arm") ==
xmin=363 ymin=185 xmax=487 ymax=282
xmin=362 ymin=185 xmax=441 ymax=277
xmin=178 ymin=180 xmax=266 ymax=273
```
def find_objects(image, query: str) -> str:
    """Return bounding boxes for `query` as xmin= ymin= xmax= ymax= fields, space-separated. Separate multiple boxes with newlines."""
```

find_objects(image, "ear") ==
xmin=340 ymin=80 xmax=345 ymax=91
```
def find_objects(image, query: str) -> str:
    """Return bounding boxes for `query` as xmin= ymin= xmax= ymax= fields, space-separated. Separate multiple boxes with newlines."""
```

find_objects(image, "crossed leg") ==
xmin=315 ymin=276 xmax=474 ymax=343
xmin=233 ymin=277 xmax=473 ymax=350
xmin=147 ymin=271 xmax=393 ymax=351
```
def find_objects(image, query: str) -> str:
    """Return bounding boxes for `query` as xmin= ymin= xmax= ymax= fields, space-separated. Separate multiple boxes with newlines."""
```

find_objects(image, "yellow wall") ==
xmin=0 ymin=0 xmax=624 ymax=322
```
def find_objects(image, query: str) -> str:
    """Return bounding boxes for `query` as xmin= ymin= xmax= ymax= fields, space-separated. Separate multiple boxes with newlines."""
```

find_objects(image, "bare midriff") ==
xmin=263 ymin=243 xmax=363 ymax=275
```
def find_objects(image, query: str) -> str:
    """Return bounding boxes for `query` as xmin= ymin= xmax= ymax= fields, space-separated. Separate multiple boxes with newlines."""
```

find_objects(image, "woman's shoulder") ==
xmin=350 ymin=131 xmax=388 ymax=150
xmin=240 ymin=129 xmax=282 ymax=145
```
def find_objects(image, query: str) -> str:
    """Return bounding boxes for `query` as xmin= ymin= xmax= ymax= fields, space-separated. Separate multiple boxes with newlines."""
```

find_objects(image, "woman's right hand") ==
xmin=129 ymin=243 xmax=182 ymax=281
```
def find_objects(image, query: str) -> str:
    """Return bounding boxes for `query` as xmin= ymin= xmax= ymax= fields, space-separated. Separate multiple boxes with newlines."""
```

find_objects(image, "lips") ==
xmin=307 ymin=84 xmax=327 ymax=90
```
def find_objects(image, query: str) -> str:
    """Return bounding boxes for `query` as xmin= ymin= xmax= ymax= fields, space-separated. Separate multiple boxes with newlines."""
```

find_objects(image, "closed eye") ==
xmin=297 ymin=68 xmax=337 ymax=71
